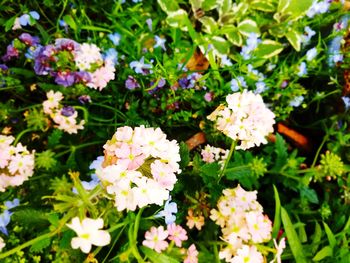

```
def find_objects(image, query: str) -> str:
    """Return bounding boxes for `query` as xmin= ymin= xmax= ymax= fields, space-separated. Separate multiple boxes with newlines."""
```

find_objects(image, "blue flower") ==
xmin=104 ymin=48 xmax=118 ymax=65
xmin=301 ymin=26 xmax=316 ymax=45
xmin=108 ymin=33 xmax=121 ymax=46
xmin=146 ymin=18 xmax=153 ymax=31
xmin=306 ymin=47 xmax=318 ymax=61
xmin=342 ymin=96 xmax=350 ymax=111
xmin=154 ymin=36 xmax=166 ymax=51
xmin=255 ymin=81 xmax=267 ymax=94
xmin=0 ymin=210 xmax=12 ymax=235
xmin=19 ymin=11 xmax=40 ymax=26
xmin=129 ymin=57 xmax=152 ymax=75
xmin=230 ymin=76 xmax=247 ymax=92
xmin=289 ymin=95 xmax=304 ymax=107
xmin=89 ymin=156 xmax=104 ymax=170
xmin=328 ymin=36 xmax=343 ymax=66
xmin=4 ymin=199 xmax=20 ymax=210
xmin=297 ymin=62 xmax=307 ymax=77
xmin=156 ymin=199 xmax=178 ymax=225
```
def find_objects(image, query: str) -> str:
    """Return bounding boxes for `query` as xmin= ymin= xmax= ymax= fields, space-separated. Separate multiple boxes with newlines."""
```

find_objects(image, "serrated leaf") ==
xmin=48 ymin=129 xmax=63 ymax=147
xmin=225 ymin=165 xmax=253 ymax=188
xmin=281 ymin=207 xmax=308 ymax=263
xmin=30 ymin=236 xmax=51 ymax=253
xmin=63 ymin=15 xmax=77 ymax=31
xmin=157 ymin=0 xmax=180 ymax=13
xmin=211 ymin=36 xmax=230 ymax=55
xmin=251 ymin=1 xmax=276 ymax=12
xmin=285 ymin=30 xmax=301 ymax=51
xmin=141 ymin=246 xmax=180 ymax=263
xmin=237 ymin=19 xmax=260 ymax=37
xmin=254 ymin=40 xmax=284 ymax=59
xmin=323 ymin=222 xmax=336 ymax=248
xmin=312 ymin=246 xmax=333 ymax=261
xmin=199 ymin=16 xmax=218 ymax=34
xmin=273 ymin=133 xmax=288 ymax=171
xmin=300 ymin=186 xmax=319 ymax=204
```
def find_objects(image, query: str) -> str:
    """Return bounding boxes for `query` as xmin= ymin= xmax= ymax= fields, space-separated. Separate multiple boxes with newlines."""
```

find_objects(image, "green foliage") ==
xmin=35 ymin=150 xmax=57 ymax=170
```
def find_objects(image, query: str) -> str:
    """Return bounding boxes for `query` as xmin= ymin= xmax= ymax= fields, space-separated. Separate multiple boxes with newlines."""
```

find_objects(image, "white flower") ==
xmin=75 ymin=43 xmax=103 ymax=71
xmin=0 ymin=237 xmax=5 ymax=251
xmin=306 ymin=47 xmax=318 ymax=61
xmin=208 ymin=90 xmax=275 ymax=150
xmin=67 ymin=217 xmax=111 ymax=253
xmin=154 ymin=36 xmax=166 ymax=51
xmin=269 ymin=238 xmax=286 ymax=263
xmin=43 ymin=90 xmax=63 ymax=114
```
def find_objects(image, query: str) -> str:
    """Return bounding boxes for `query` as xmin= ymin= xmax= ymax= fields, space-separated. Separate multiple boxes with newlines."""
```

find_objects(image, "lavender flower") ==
xmin=2 ymin=45 xmax=19 ymax=62
xmin=289 ymin=95 xmax=304 ymax=107
xmin=230 ymin=76 xmax=247 ymax=92
xmin=297 ymin=62 xmax=307 ymax=77
xmin=129 ymin=56 xmax=152 ymax=75
xmin=156 ymin=199 xmax=178 ymax=225
xmin=125 ymin=75 xmax=140 ymax=90
xmin=0 ymin=210 xmax=11 ymax=235
xmin=306 ymin=47 xmax=318 ymax=61
xmin=74 ymin=71 xmax=92 ymax=84
xmin=78 ymin=95 xmax=91 ymax=104
xmin=146 ymin=18 xmax=153 ymax=31
xmin=18 ymin=33 xmax=40 ymax=46
xmin=154 ymin=36 xmax=166 ymax=51
xmin=54 ymin=71 xmax=75 ymax=87
xmin=4 ymin=199 xmax=20 ymax=210
xmin=61 ymin=106 xmax=75 ymax=117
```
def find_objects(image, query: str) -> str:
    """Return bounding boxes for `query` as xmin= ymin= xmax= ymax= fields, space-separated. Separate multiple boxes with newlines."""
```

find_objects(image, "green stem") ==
xmin=218 ymin=140 xmax=236 ymax=181
xmin=134 ymin=208 xmax=144 ymax=241
xmin=55 ymin=141 xmax=104 ymax=158
xmin=311 ymin=134 xmax=329 ymax=168
xmin=213 ymin=243 xmax=220 ymax=263
xmin=14 ymin=128 xmax=35 ymax=145
xmin=128 ymin=212 xmax=145 ymax=263
xmin=74 ymin=105 xmax=89 ymax=124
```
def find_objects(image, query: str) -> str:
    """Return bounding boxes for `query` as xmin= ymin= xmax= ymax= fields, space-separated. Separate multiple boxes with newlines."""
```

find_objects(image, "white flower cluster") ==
xmin=201 ymin=144 xmax=229 ymax=167
xmin=208 ymin=90 xmax=275 ymax=150
xmin=210 ymin=185 xmax=273 ymax=263
xmin=74 ymin=43 xmax=116 ymax=90
xmin=0 ymin=135 xmax=35 ymax=192
xmin=97 ymin=126 xmax=181 ymax=211
xmin=43 ymin=90 xmax=85 ymax=134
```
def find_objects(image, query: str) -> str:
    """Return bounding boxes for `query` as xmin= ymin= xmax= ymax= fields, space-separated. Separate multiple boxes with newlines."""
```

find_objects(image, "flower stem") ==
xmin=128 ymin=209 xmax=145 ymax=263
xmin=218 ymin=140 xmax=236 ymax=182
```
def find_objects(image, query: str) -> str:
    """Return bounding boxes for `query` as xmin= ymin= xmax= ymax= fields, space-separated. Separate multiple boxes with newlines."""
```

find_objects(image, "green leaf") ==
xmin=281 ymin=207 xmax=308 ymax=263
xmin=225 ymin=30 xmax=243 ymax=46
xmin=63 ymin=15 xmax=77 ymax=31
xmin=277 ymin=0 xmax=290 ymax=13
xmin=312 ymin=246 xmax=333 ymax=261
xmin=237 ymin=19 xmax=260 ymax=37
xmin=48 ymin=129 xmax=63 ymax=147
xmin=311 ymin=222 xmax=322 ymax=254
xmin=199 ymin=16 xmax=218 ymax=34
xmin=272 ymin=185 xmax=281 ymax=238
xmin=285 ymin=30 xmax=301 ymax=51
xmin=166 ymin=9 xmax=189 ymax=30
xmin=36 ymin=23 xmax=51 ymax=43
xmin=179 ymin=142 xmax=190 ymax=169
xmin=30 ymin=236 xmax=51 ymax=253
xmin=250 ymin=0 xmax=276 ymax=12
xmin=202 ymin=0 xmax=218 ymax=11
xmin=283 ymin=0 xmax=313 ymax=19
xmin=225 ymin=165 xmax=253 ymax=189
xmin=300 ymin=186 xmax=319 ymax=204
xmin=141 ymin=246 xmax=180 ymax=263
xmin=254 ymin=40 xmax=284 ymax=59
xmin=211 ymin=36 xmax=230 ymax=54
xmin=4 ymin=16 xmax=16 ymax=32
xmin=157 ymin=0 xmax=180 ymax=13
xmin=323 ymin=222 xmax=336 ymax=248
xmin=273 ymin=133 xmax=288 ymax=171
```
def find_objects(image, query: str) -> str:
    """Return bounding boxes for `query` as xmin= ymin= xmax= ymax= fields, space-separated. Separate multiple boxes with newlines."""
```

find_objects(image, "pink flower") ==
xmin=115 ymin=143 xmax=146 ymax=170
xmin=151 ymin=160 xmax=177 ymax=190
xmin=167 ymin=223 xmax=188 ymax=247
xmin=231 ymin=245 xmax=263 ymax=263
xmin=186 ymin=209 xmax=205 ymax=230
xmin=142 ymin=226 xmax=169 ymax=253
xmin=245 ymin=211 xmax=272 ymax=243
xmin=184 ymin=244 xmax=198 ymax=263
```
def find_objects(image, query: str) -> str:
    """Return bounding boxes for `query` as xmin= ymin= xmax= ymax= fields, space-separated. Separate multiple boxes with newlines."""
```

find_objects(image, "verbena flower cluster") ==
xmin=208 ymin=90 xmax=275 ymax=150
xmin=66 ymin=217 xmax=111 ymax=253
xmin=43 ymin=90 xmax=85 ymax=134
xmin=97 ymin=126 xmax=181 ymax=211
xmin=2 ymin=34 xmax=115 ymax=89
xmin=201 ymin=144 xmax=229 ymax=166
xmin=0 ymin=136 xmax=35 ymax=192
xmin=210 ymin=185 xmax=273 ymax=263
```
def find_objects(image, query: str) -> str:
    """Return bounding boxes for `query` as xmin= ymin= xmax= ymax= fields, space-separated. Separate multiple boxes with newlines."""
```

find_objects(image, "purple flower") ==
xmin=41 ymin=45 xmax=56 ymax=57
xmin=61 ymin=106 xmax=75 ymax=117
xmin=54 ymin=71 xmax=75 ymax=87
xmin=146 ymin=18 xmax=153 ymax=31
xmin=74 ymin=71 xmax=91 ymax=84
xmin=34 ymin=54 xmax=51 ymax=75
xmin=55 ymin=38 xmax=80 ymax=51
xmin=204 ymin=92 xmax=213 ymax=102
xmin=18 ymin=33 xmax=40 ymax=46
xmin=125 ymin=75 xmax=140 ymax=90
xmin=156 ymin=199 xmax=178 ymax=225
xmin=78 ymin=95 xmax=91 ymax=104
xmin=2 ymin=45 xmax=19 ymax=62
xmin=154 ymin=36 xmax=166 ymax=51
xmin=129 ymin=56 xmax=152 ymax=75
xmin=0 ymin=64 xmax=8 ymax=71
